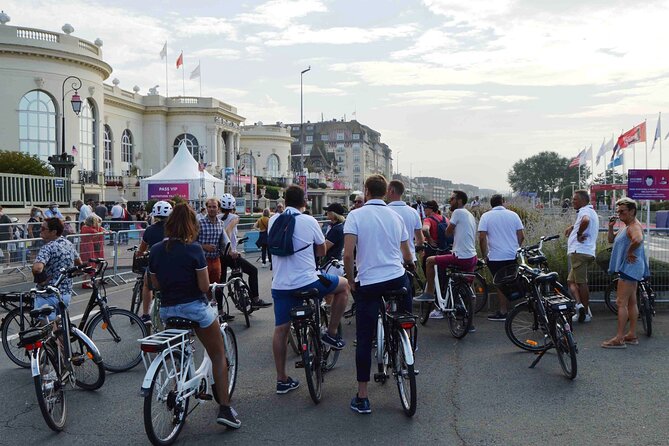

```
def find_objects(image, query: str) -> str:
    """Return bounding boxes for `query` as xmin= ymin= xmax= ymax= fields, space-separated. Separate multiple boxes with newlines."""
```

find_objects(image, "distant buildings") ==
xmin=391 ymin=174 xmax=496 ymax=206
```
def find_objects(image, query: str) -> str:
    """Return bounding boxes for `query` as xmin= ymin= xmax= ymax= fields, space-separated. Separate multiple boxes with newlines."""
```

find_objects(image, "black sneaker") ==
xmin=216 ymin=405 xmax=241 ymax=429
xmin=487 ymin=311 xmax=507 ymax=321
xmin=219 ymin=313 xmax=235 ymax=322
xmin=577 ymin=304 xmax=586 ymax=323
xmin=252 ymin=298 xmax=272 ymax=309
xmin=140 ymin=314 xmax=152 ymax=326
xmin=322 ymin=332 xmax=346 ymax=350
xmin=276 ymin=377 xmax=300 ymax=394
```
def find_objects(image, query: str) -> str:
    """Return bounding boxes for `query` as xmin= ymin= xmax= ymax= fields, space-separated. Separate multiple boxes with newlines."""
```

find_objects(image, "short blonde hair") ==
xmin=85 ymin=214 xmax=102 ymax=227
xmin=616 ymin=197 xmax=637 ymax=215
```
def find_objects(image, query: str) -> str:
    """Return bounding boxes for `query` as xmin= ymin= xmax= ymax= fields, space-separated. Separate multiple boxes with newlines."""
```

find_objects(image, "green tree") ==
xmin=0 ymin=150 xmax=54 ymax=176
xmin=508 ymin=151 xmax=589 ymax=200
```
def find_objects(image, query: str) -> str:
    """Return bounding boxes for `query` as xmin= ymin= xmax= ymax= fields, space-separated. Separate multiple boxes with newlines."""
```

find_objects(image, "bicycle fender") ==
xmin=30 ymin=348 xmax=40 ymax=377
xmin=141 ymin=349 xmax=173 ymax=393
xmin=398 ymin=330 xmax=414 ymax=366
xmin=72 ymin=327 xmax=103 ymax=363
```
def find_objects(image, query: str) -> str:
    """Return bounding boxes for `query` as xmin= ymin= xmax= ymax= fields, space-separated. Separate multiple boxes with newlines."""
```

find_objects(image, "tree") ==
xmin=0 ymin=150 xmax=54 ymax=176
xmin=507 ymin=151 xmax=589 ymax=200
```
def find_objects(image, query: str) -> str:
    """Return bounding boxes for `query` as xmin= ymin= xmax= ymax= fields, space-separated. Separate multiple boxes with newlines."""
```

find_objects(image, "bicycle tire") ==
xmin=303 ymin=325 xmax=322 ymax=404
xmin=287 ymin=324 xmax=300 ymax=355
xmin=86 ymin=308 xmax=147 ymax=372
xmin=554 ymin=315 xmax=578 ymax=380
xmin=505 ymin=300 xmax=546 ymax=352
xmin=472 ymin=274 xmax=489 ymax=314
xmin=34 ymin=345 xmax=67 ymax=432
xmin=1 ymin=306 xmax=36 ymax=368
xmin=150 ymin=293 xmax=164 ymax=332
xmin=131 ymin=279 xmax=143 ymax=315
xmin=376 ymin=317 xmax=389 ymax=384
xmin=638 ymin=288 xmax=652 ymax=337
xmin=447 ymin=285 xmax=472 ymax=339
xmin=320 ymin=307 xmax=342 ymax=371
xmin=70 ymin=331 xmax=106 ymax=390
xmin=233 ymin=282 xmax=252 ymax=328
xmin=143 ymin=352 xmax=189 ymax=446
xmin=418 ymin=302 xmax=431 ymax=326
xmin=604 ymin=278 xmax=619 ymax=314
xmin=224 ymin=325 xmax=238 ymax=398
xmin=395 ymin=330 xmax=417 ymax=417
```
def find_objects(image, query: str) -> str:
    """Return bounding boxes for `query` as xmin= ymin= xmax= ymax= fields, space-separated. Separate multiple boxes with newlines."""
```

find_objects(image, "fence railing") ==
xmin=0 ymin=173 xmax=71 ymax=206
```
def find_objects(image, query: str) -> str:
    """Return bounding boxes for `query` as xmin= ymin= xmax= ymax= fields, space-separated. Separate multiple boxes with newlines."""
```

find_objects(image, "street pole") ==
xmin=300 ymin=66 xmax=311 ymax=190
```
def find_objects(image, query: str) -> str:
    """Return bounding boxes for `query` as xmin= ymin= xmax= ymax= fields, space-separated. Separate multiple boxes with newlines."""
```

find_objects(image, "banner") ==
xmin=148 ymin=183 xmax=189 ymax=200
xmin=628 ymin=169 xmax=669 ymax=200
xmin=617 ymin=122 xmax=646 ymax=150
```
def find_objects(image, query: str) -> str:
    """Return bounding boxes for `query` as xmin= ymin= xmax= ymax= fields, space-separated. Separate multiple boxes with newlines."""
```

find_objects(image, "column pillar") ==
xmin=226 ymin=132 xmax=234 ymax=170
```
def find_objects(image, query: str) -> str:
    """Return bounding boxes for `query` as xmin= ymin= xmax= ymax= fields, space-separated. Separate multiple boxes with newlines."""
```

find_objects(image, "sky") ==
xmin=4 ymin=0 xmax=669 ymax=191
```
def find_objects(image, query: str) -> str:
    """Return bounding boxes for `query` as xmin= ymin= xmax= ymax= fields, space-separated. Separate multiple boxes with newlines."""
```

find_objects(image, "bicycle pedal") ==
xmin=195 ymin=392 xmax=213 ymax=401
xmin=295 ymin=360 xmax=304 ymax=369
xmin=373 ymin=373 xmax=387 ymax=383
xmin=413 ymin=369 xmax=419 ymax=375
xmin=71 ymin=355 xmax=85 ymax=366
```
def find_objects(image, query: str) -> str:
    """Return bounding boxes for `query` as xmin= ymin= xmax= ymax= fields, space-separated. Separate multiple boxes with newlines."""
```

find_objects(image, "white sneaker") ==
xmin=583 ymin=313 xmax=592 ymax=323
xmin=572 ymin=303 xmax=584 ymax=323
xmin=429 ymin=309 xmax=444 ymax=319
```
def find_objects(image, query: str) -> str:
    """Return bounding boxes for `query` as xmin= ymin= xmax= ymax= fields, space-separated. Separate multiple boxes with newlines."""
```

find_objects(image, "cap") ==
xmin=323 ymin=203 xmax=346 ymax=215
xmin=425 ymin=200 xmax=439 ymax=211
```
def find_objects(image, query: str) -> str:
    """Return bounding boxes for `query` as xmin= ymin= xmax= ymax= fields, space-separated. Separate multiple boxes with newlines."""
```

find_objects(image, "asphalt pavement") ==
xmin=0 ymin=265 xmax=667 ymax=446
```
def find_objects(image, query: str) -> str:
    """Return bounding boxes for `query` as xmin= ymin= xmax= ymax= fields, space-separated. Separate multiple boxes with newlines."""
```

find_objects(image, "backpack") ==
xmin=268 ymin=212 xmax=310 ymax=256
xmin=429 ymin=215 xmax=451 ymax=250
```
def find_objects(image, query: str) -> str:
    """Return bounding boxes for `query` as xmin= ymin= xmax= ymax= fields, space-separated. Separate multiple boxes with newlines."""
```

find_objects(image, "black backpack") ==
xmin=429 ymin=215 xmax=451 ymax=250
xmin=268 ymin=212 xmax=310 ymax=256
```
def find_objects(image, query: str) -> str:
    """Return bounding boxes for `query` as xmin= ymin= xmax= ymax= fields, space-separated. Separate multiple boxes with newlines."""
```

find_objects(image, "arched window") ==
xmin=103 ymin=125 xmax=113 ymax=176
xmin=79 ymin=99 xmax=97 ymax=172
xmin=121 ymin=129 xmax=133 ymax=164
xmin=239 ymin=153 xmax=255 ymax=176
xmin=266 ymin=154 xmax=280 ymax=177
xmin=173 ymin=133 xmax=200 ymax=159
xmin=18 ymin=90 xmax=57 ymax=161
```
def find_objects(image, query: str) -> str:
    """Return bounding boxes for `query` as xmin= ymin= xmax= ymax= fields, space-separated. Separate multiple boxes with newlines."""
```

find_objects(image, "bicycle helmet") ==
xmin=152 ymin=201 xmax=173 ymax=218
xmin=220 ymin=194 xmax=236 ymax=211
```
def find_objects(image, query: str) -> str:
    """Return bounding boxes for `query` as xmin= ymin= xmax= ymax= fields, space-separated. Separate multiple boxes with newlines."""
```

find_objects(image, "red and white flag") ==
xmin=176 ymin=51 xmax=183 ymax=69
xmin=71 ymin=145 xmax=78 ymax=156
xmin=616 ymin=122 xmax=646 ymax=150
xmin=569 ymin=149 xmax=585 ymax=168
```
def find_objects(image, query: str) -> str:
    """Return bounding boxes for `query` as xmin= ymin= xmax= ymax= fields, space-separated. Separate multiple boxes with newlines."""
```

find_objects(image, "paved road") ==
xmin=1 ymin=266 xmax=668 ymax=446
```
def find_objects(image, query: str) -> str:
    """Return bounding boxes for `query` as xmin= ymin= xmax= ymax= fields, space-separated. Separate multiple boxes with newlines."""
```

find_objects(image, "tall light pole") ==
xmin=61 ymin=75 xmax=83 ymax=155
xmin=300 ymin=66 xmax=311 ymax=187
xmin=396 ymin=151 xmax=400 ymax=175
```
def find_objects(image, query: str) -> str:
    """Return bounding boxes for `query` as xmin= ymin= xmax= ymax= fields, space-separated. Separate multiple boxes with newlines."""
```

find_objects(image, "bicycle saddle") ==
xmin=30 ymin=305 xmax=54 ymax=318
xmin=535 ymin=272 xmax=558 ymax=283
xmin=528 ymin=255 xmax=547 ymax=265
xmin=292 ymin=288 xmax=319 ymax=299
xmin=165 ymin=317 xmax=200 ymax=329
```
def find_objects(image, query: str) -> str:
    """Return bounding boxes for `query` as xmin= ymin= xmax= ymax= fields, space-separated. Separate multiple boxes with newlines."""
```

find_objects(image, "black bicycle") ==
xmin=129 ymin=245 xmax=149 ymax=316
xmin=288 ymin=299 xmax=343 ymax=371
xmin=221 ymin=256 xmax=253 ymax=328
xmin=1 ymin=291 xmax=36 ymax=368
xmin=604 ymin=275 xmax=655 ymax=337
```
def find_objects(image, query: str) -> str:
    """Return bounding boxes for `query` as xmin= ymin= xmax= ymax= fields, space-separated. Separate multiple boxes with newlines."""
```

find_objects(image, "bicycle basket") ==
xmin=132 ymin=252 xmax=150 ymax=274
xmin=290 ymin=305 xmax=314 ymax=320
xmin=493 ymin=264 xmax=525 ymax=301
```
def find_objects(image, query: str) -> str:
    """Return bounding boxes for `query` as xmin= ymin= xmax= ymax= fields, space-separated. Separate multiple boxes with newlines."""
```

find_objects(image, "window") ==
xmin=79 ymin=99 xmax=97 ymax=172
xmin=267 ymin=154 xmax=280 ymax=177
xmin=306 ymin=125 xmax=313 ymax=131
xmin=336 ymin=132 xmax=344 ymax=141
xmin=103 ymin=125 xmax=113 ymax=176
xmin=352 ymin=133 xmax=360 ymax=140
xmin=353 ymin=175 xmax=360 ymax=185
xmin=306 ymin=135 xmax=313 ymax=142
xmin=239 ymin=153 xmax=255 ymax=175
xmin=320 ymin=134 xmax=329 ymax=141
xmin=353 ymin=165 xmax=361 ymax=173
xmin=121 ymin=129 xmax=133 ymax=164
xmin=173 ymin=133 xmax=200 ymax=159
xmin=353 ymin=154 xmax=360 ymax=163
xmin=18 ymin=90 xmax=57 ymax=161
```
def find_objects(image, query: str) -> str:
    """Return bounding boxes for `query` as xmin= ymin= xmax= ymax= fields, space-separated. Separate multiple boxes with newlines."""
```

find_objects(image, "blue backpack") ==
xmin=268 ymin=212 xmax=310 ymax=256
xmin=429 ymin=215 xmax=452 ymax=250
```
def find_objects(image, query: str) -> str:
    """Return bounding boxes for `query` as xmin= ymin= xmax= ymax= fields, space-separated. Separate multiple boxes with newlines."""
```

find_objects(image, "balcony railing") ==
xmin=0 ymin=173 xmax=71 ymax=206
xmin=78 ymin=170 xmax=99 ymax=184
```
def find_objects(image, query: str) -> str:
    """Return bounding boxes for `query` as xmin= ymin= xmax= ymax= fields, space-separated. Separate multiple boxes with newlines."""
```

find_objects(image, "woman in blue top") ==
xmin=603 ymin=197 xmax=649 ymax=348
xmin=148 ymin=203 xmax=240 ymax=428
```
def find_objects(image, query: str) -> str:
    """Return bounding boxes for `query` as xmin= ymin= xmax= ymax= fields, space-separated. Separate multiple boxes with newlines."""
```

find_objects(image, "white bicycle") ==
xmin=139 ymin=284 xmax=238 ymax=446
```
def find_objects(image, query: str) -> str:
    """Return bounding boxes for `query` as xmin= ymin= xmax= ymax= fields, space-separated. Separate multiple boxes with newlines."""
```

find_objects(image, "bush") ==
xmin=0 ymin=150 xmax=54 ymax=176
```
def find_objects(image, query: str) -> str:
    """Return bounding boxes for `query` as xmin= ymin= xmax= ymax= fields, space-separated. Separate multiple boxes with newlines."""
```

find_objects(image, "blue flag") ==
xmin=607 ymin=153 xmax=623 ymax=169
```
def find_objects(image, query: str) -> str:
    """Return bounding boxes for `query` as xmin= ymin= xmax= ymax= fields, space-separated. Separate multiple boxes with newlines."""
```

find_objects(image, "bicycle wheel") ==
xmin=131 ymin=279 xmax=143 ymax=315
xmin=70 ymin=331 xmax=106 ymax=390
xmin=604 ymin=278 xmax=619 ymax=314
xmin=34 ymin=345 xmax=66 ymax=432
xmin=394 ymin=330 xmax=417 ymax=417
xmin=320 ymin=307 xmax=342 ymax=371
xmin=554 ymin=316 xmax=577 ymax=380
xmin=233 ymin=282 xmax=252 ymax=328
xmin=143 ymin=352 xmax=189 ymax=446
xmin=303 ymin=325 xmax=322 ymax=404
xmin=418 ymin=302 xmax=431 ymax=326
xmin=150 ymin=293 xmax=164 ymax=332
xmin=2 ymin=306 xmax=36 ymax=368
xmin=472 ymin=274 xmax=489 ymax=314
xmin=86 ymin=308 xmax=147 ymax=372
xmin=505 ymin=300 xmax=546 ymax=352
xmin=376 ymin=317 xmax=390 ymax=384
xmin=638 ymin=288 xmax=652 ymax=337
xmin=223 ymin=325 xmax=238 ymax=398
xmin=448 ymin=285 xmax=473 ymax=339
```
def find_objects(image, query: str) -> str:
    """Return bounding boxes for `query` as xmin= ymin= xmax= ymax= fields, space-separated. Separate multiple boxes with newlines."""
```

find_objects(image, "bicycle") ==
xmin=19 ymin=266 xmax=106 ymax=431
xmin=288 ymin=298 xmax=343 ymax=372
xmin=604 ymin=275 xmax=655 ymax=337
xmin=503 ymin=235 xmax=579 ymax=379
xmin=139 ymin=283 xmax=238 ymax=446
xmin=1 ymin=291 xmax=35 ymax=368
xmin=373 ymin=286 xmax=417 ymax=417
xmin=220 ymin=255 xmax=253 ymax=328
xmin=129 ymin=245 xmax=149 ymax=316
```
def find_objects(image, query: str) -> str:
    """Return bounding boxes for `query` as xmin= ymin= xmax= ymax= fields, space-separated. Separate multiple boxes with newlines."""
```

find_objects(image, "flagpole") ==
xmin=199 ymin=59 xmax=202 ymax=97
xmin=165 ymin=41 xmax=169 ymax=97
xmin=660 ymin=112 xmax=663 ymax=168
xmin=590 ymin=143 xmax=595 ymax=184
xmin=182 ymin=50 xmax=185 ymax=96
xmin=645 ymin=118 xmax=648 ymax=169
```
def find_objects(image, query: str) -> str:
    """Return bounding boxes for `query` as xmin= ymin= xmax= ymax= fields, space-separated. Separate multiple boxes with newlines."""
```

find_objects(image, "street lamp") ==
xmin=300 ymin=65 xmax=311 ymax=190
xmin=61 ymin=75 xmax=83 ymax=155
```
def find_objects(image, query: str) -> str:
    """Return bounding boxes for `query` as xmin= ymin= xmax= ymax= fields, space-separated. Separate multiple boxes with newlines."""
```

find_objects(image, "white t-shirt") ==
xmin=110 ymin=204 xmax=123 ymax=219
xmin=344 ymin=199 xmax=408 ymax=286
xmin=388 ymin=201 xmax=422 ymax=262
xmin=567 ymin=204 xmax=599 ymax=256
xmin=269 ymin=207 xmax=324 ymax=290
xmin=477 ymin=206 xmax=524 ymax=261
xmin=450 ymin=207 xmax=477 ymax=259
xmin=219 ymin=213 xmax=240 ymax=251
xmin=78 ymin=204 xmax=93 ymax=223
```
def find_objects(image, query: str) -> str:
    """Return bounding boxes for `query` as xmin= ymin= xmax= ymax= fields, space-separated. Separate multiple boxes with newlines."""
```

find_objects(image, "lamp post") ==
xmin=61 ymin=76 xmax=83 ymax=155
xmin=300 ymin=66 xmax=311 ymax=190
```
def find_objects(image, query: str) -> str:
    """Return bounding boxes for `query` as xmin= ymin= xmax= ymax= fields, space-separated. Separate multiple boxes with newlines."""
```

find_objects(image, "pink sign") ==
xmin=628 ymin=169 xmax=669 ymax=200
xmin=148 ymin=183 xmax=189 ymax=199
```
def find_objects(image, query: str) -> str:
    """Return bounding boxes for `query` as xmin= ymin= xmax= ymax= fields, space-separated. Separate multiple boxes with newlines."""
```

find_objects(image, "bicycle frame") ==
xmin=432 ymin=265 xmax=475 ymax=314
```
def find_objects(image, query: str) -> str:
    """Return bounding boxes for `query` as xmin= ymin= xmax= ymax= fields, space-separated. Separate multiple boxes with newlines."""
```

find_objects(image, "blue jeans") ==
xmin=353 ymin=274 xmax=411 ymax=382
xmin=160 ymin=299 xmax=218 ymax=328
xmin=34 ymin=293 xmax=71 ymax=322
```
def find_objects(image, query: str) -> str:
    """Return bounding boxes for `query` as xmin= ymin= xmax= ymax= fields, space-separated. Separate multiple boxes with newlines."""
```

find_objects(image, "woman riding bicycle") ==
xmin=148 ymin=203 xmax=241 ymax=429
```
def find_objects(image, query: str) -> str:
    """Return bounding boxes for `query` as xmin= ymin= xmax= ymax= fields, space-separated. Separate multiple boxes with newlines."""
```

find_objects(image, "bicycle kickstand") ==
xmin=529 ymin=346 xmax=551 ymax=369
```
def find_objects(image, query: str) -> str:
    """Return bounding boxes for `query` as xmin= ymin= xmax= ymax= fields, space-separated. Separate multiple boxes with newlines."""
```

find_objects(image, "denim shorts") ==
xmin=271 ymin=273 xmax=340 ymax=326
xmin=34 ymin=294 xmax=71 ymax=322
xmin=160 ymin=299 xmax=218 ymax=328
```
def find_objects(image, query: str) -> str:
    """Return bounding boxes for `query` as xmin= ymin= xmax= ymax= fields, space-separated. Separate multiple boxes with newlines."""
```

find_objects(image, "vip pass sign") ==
xmin=148 ymin=183 xmax=189 ymax=200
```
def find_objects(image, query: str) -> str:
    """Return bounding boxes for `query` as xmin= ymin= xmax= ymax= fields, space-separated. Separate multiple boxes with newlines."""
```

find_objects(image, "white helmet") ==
xmin=152 ymin=201 xmax=173 ymax=218
xmin=220 ymin=194 xmax=236 ymax=210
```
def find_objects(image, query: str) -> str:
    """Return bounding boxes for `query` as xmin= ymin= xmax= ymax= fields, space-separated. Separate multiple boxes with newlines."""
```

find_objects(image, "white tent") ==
xmin=139 ymin=141 xmax=225 ymax=201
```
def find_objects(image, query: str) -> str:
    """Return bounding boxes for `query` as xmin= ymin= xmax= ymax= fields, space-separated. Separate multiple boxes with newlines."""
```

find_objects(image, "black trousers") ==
xmin=216 ymin=255 xmax=259 ymax=311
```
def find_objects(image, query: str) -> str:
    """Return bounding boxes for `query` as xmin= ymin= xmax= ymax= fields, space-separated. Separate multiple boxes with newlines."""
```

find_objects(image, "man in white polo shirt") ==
xmin=387 ymin=179 xmax=424 ymax=264
xmin=478 ymin=194 xmax=524 ymax=321
xmin=269 ymin=185 xmax=349 ymax=395
xmin=565 ymin=189 xmax=599 ymax=323
xmin=344 ymin=174 xmax=415 ymax=414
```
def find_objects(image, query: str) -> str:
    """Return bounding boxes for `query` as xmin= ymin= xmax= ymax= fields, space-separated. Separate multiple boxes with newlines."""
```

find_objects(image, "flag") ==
xmin=569 ymin=149 xmax=585 ymax=168
xmin=617 ymin=121 xmax=646 ymax=151
xmin=71 ymin=145 xmax=78 ymax=156
xmin=651 ymin=113 xmax=661 ymax=151
xmin=607 ymin=153 xmax=623 ymax=169
xmin=198 ymin=162 xmax=207 ymax=172
xmin=190 ymin=63 xmax=200 ymax=80
xmin=582 ymin=145 xmax=592 ymax=165
xmin=596 ymin=137 xmax=613 ymax=165
xmin=159 ymin=41 xmax=167 ymax=60
xmin=176 ymin=52 xmax=183 ymax=68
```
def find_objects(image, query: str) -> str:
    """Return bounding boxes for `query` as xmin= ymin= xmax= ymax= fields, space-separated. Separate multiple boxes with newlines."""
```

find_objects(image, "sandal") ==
xmin=623 ymin=335 xmax=639 ymax=345
xmin=601 ymin=338 xmax=627 ymax=349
